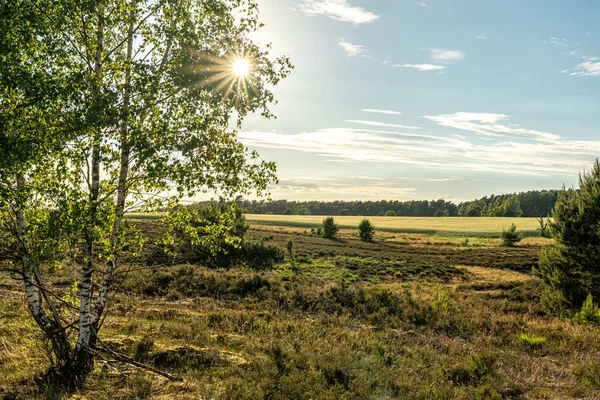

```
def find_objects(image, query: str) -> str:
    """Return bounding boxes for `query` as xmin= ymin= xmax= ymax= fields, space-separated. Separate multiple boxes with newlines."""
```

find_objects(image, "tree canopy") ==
xmin=535 ymin=160 xmax=600 ymax=312
xmin=0 ymin=0 xmax=291 ymax=386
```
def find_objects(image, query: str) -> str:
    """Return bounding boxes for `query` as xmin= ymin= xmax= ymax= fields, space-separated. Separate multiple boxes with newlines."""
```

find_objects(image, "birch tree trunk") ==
xmin=93 ymin=5 xmax=135 ymax=325
xmin=70 ymin=3 xmax=105 ymax=379
xmin=16 ymin=173 xmax=72 ymax=369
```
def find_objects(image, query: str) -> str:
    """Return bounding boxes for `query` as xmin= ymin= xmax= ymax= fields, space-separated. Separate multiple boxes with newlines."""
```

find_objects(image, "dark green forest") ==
xmin=229 ymin=190 xmax=559 ymax=217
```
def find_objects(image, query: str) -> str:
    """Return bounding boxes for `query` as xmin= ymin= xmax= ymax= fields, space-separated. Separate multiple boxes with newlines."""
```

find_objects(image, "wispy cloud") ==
xmin=424 ymin=112 xmax=561 ymax=142
xmin=392 ymin=63 xmax=445 ymax=71
xmin=299 ymin=0 xmax=379 ymax=24
xmin=476 ymin=34 xmax=488 ymax=40
xmin=238 ymin=121 xmax=600 ymax=177
xmin=428 ymin=48 xmax=465 ymax=62
xmin=585 ymin=32 xmax=592 ymax=37
xmin=545 ymin=37 xmax=568 ymax=47
xmin=362 ymin=109 xmax=402 ymax=115
xmin=426 ymin=178 xmax=459 ymax=182
xmin=544 ymin=36 xmax=600 ymax=77
xmin=274 ymin=177 xmax=417 ymax=200
xmin=338 ymin=40 xmax=365 ymax=57
xmin=419 ymin=2 xmax=430 ymax=8
xmin=347 ymin=120 xmax=421 ymax=129
xmin=568 ymin=58 xmax=600 ymax=76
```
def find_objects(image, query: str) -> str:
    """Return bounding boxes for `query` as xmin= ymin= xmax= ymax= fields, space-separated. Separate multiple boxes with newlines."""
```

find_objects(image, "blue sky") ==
xmin=237 ymin=0 xmax=600 ymax=201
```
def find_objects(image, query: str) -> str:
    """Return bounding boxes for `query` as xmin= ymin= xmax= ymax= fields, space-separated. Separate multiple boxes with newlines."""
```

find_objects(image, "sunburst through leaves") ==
xmin=196 ymin=48 xmax=257 ymax=106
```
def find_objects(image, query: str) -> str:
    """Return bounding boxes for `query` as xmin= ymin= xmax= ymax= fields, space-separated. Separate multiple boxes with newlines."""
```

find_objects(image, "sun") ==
xmin=232 ymin=58 xmax=250 ymax=77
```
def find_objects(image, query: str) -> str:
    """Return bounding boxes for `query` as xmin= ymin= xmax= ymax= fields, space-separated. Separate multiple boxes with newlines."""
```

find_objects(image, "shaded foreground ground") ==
xmin=1 ymin=222 xmax=600 ymax=399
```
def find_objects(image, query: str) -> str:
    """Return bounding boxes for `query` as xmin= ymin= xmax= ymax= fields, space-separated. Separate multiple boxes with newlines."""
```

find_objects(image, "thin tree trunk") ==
xmin=16 ymin=173 xmax=72 ymax=367
xmin=72 ymin=4 xmax=105 ymax=379
xmin=94 ymin=4 xmax=135 ymax=323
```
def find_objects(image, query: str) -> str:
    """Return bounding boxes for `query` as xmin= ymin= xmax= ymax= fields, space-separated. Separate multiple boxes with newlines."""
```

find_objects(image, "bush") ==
xmin=161 ymin=203 xmax=284 ymax=270
xmin=534 ymin=160 xmax=600 ymax=311
xmin=161 ymin=203 xmax=247 ymax=267
xmin=282 ymin=208 xmax=293 ymax=215
xmin=322 ymin=217 xmax=339 ymax=239
xmin=384 ymin=210 xmax=396 ymax=217
xmin=358 ymin=218 xmax=375 ymax=242
xmin=337 ymin=209 xmax=350 ymax=216
xmin=241 ymin=241 xmax=286 ymax=270
xmin=501 ymin=224 xmax=522 ymax=247
xmin=434 ymin=210 xmax=446 ymax=217
xmin=573 ymin=294 xmax=600 ymax=325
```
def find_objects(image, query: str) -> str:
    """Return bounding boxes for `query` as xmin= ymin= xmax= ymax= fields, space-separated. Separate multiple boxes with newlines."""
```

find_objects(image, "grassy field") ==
xmin=2 ymin=221 xmax=598 ymax=399
xmin=245 ymin=215 xmax=543 ymax=237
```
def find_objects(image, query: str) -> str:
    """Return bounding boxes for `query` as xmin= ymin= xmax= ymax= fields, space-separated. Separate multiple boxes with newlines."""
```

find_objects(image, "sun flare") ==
xmin=232 ymin=58 xmax=250 ymax=77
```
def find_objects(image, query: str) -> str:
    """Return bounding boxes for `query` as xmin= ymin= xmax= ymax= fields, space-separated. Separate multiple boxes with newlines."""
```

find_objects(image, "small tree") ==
xmin=501 ymin=223 xmax=522 ymax=246
xmin=536 ymin=217 xmax=550 ymax=238
xmin=338 ymin=208 xmax=350 ymax=216
xmin=282 ymin=208 xmax=293 ymax=215
xmin=322 ymin=216 xmax=339 ymax=239
xmin=0 ymin=0 xmax=291 ymax=386
xmin=385 ymin=210 xmax=397 ymax=217
xmin=535 ymin=160 xmax=600 ymax=311
xmin=358 ymin=218 xmax=375 ymax=242
xmin=434 ymin=210 xmax=446 ymax=217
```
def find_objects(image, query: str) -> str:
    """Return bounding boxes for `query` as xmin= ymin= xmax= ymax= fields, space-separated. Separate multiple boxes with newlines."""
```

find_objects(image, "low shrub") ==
xmin=160 ymin=203 xmax=284 ymax=270
xmin=240 ymin=241 xmax=286 ymax=270
xmin=501 ymin=224 xmax=522 ymax=247
xmin=573 ymin=294 xmax=600 ymax=325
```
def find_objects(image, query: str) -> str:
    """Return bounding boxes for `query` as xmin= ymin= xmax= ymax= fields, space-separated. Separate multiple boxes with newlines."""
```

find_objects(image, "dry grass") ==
xmin=245 ymin=215 xmax=544 ymax=237
xmin=459 ymin=266 xmax=533 ymax=284
xmin=2 ymin=223 xmax=599 ymax=399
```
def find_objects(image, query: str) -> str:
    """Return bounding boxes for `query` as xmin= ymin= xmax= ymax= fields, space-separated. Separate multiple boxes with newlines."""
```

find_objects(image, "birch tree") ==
xmin=1 ymin=0 xmax=291 ymax=386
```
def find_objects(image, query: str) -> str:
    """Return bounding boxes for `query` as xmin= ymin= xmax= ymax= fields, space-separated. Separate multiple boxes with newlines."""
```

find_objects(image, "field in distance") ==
xmin=245 ymin=214 xmax=543 ymax=237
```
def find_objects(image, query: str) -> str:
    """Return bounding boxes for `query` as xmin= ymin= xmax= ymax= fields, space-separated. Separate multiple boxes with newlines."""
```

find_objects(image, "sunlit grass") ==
xmin=244 ymin=215 xmax=544 ymax=237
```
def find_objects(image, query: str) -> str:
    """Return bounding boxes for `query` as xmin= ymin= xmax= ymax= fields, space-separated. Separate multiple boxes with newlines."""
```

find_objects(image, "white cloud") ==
xmin=348 ymin=120 xmax=421 ymax=129
xmin=420 ymin=2 xmax=430 ymax=8
xmin=585 ymin=32 xmax=592 ymax=37
xmin=338 ymin=40 xmax=365 ymax=57
xmin=238 ymin=123 xmax=600 ymax=177
xmin=545 ymin=37 xmax=600 ymax=77
xmin=423 ymin=112 xmax=561 ymax=142
xmin=476 ymin=34 xmax=488 ymax=40
xmin=299 ymin=0 xmax=379 ymax=24
xmin=392 ymin=63 xmax=445 ymax=71
xmin=429 ymin=48 xmax=465 ymax=62
xmin=545 ymin=37 xmax=568 ymax=47
xmin=426 ymin=178 xmax=459 ymax=182
xmin=362 ymin=109 xmax=402 ymax=115
xmin=568 ymin=60 xmax=600 ymax=76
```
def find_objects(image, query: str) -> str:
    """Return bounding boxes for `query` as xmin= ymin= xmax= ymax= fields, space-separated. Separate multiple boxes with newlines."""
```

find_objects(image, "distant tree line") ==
xmin=209 ymin=190 xmax=559 ymax=217
xmin=457 ymin=190 xmax=559 ymax=217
